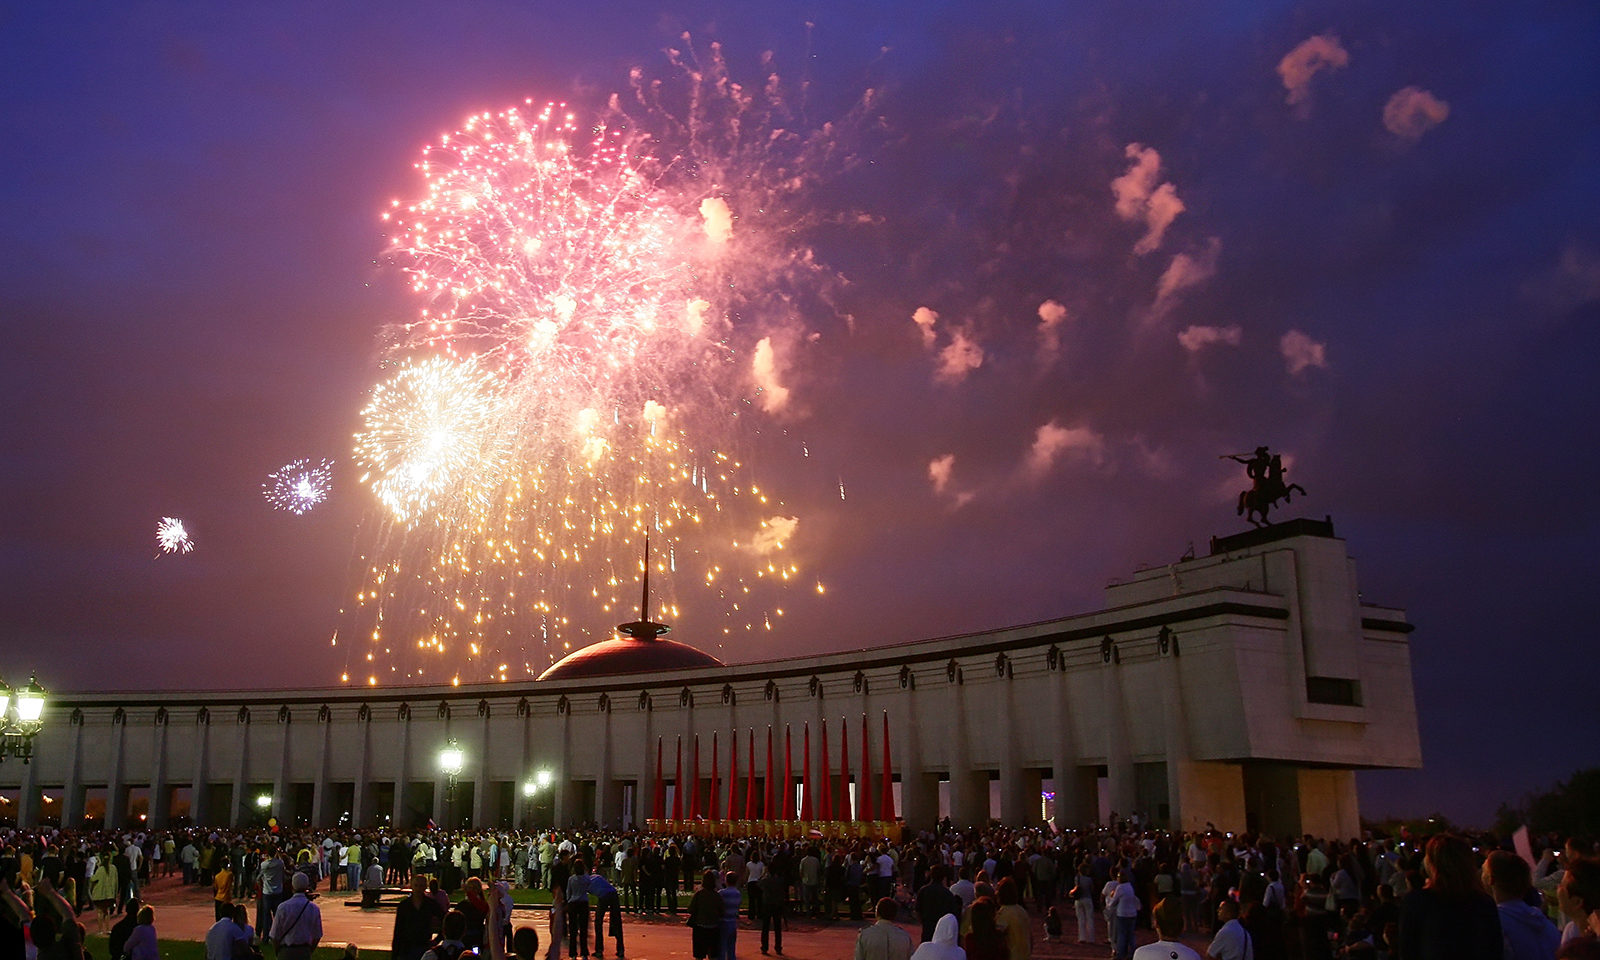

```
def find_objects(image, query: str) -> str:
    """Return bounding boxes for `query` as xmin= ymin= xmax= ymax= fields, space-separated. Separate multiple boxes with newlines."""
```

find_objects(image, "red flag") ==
xmin=801 ymin=722 xmax=813 ymax=820
xmin=840 ymin=716 xmax=852 ymax=821
xmin=881 ymin=711 xmax=895 ymax=821
xmin=673 ymin=736 xmax=683 ymax=820
xmin=653 ymin=737 xmax=665 ymax=820
xmin=710 ymin=731 xmax=721 ymax=821
xmin=860 ymin=712 xmax=874 ymax=821
xmin=765 ymin=726 xmax=775 ymax=820
xmin=690 ymin=734 xmax=701 ymax=819
xmin=820 ymin=718 xmax=833 ymax=821
xmin=744 ymin=728 xmax=756 ymax=820
xmin=783 ymin=724 xmax=794 ymax=820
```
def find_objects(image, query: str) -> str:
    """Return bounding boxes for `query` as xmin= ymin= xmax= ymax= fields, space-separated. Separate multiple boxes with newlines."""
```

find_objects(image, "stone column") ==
xmin=17 ymin=753 xmax=39 ymax=827
xmin=311 ymin=716 xmax=332 ymax=827
xmin=595 ymin=709 xmax=616 ymax=827
xmin=392 ymin=712 xmax=412 ymax=829
xmin=997 ymin=672 xmax=1033 ymax=824
xmin=231 ymin=715 xmax=251 ymax=828
xmin=552 ymin=707 xmax=572 ymax=828
xmin=189 ymin=716 xmax=210 ymax=826
xmin=1161 ymin=650 xmax=1190 ymax=830
xmin=62 ymin=714 xmax=86 ymax=827
xmin=1102 ymin=652 xmax=1135 ymax=818
xmin=1051 ymin=662 xmax=1092 ymax=829
xmin=949 ymin=679 xmax=985 ymax=826
xmin=351 ymin=715 xmax=371 ymax=827
xmin=106 ymin=713 xmax=127 ymax=828
xmin=473 ymin=708 xmax=491 ymax=826
xmin=640 ymin=703 xmax=658 ymax=826
xmin=432 ymin=712 xmax=451 ymax=827
xmin=272 ymin=711 xmax=292 ymax=825
xmin=894 ymin=683 xmax=936 ymax=828
xmin=511 ymin=707 xmax=531 ymax=828
xmin=149 ymin=717 xmax=171 ymax=827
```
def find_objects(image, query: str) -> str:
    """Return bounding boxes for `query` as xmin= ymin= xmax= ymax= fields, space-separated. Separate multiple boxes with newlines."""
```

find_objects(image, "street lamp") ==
xmin=439 ymin=739 xmax=464 ymax=827
xmin=522 ymin=769 xmax=554 ymax=829
xmin=0 ymin=674 xmax=47 ymax=763
xmin=256 ymin=794 xmax=273 ymax=809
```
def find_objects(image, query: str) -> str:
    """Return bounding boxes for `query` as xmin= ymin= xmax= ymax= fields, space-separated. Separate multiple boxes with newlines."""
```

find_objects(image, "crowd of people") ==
xmin=1 ymin=816 xmax=1598 ymax=960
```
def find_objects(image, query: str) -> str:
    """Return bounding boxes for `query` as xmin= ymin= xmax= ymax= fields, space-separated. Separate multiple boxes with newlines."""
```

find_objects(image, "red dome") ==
xmin=536 ymin=635 xmax=723 ymax=681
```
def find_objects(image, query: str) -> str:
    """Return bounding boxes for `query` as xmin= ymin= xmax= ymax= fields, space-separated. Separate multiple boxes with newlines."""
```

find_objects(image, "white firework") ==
xmin=156 ymin=517 xmax=194 ymax=555
xmin=264 ymin=458 xmax=335 ymax=514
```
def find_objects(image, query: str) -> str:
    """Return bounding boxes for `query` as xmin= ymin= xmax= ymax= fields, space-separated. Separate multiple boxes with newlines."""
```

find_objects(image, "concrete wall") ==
xmin=3 ymin=526 xmax=1419 ymax=836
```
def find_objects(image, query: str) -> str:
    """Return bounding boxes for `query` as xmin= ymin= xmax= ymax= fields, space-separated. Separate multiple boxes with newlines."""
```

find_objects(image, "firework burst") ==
xmin=343 ymin=46 xmax=864 ymax=684
xmin=354 ymin=356 xmax=512 ymax=525
xmin=264 ymin=458 xmax=335 ymax=514
xmin=156 ymin=517 xmax=193 ymax=555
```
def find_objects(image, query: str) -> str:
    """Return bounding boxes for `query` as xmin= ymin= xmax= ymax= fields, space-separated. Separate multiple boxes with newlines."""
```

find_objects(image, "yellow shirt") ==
xmin=997 ymin=903 xmax=1032 ymax=960
xmin=215 ymin=868 xmax=234 ymax=903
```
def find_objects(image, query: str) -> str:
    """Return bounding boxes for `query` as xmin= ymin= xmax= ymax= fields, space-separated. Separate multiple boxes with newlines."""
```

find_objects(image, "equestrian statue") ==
xmin=1222 ymin=445 xmax=1307 ymax=527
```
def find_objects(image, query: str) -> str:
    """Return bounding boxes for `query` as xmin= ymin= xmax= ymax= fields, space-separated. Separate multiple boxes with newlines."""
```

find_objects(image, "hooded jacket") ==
xmin=910 ymin=914 xmax=967 ymax=960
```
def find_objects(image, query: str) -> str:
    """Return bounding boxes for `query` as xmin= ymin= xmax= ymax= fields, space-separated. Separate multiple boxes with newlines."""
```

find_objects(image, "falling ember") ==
xmin=263 ymin=458 xmax=335 ymax=514
xmin=156 ymin=517 xmax=194 ymax=555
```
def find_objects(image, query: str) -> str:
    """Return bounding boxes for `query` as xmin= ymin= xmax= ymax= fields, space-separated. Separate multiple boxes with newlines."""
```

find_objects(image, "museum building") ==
xmin=0 ymin=520 xmax=1421 ymax=839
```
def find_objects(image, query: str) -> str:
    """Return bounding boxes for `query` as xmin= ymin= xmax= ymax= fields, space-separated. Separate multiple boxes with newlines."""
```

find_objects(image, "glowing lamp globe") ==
xmin=440 ymin=743 xmax=465 ymax=776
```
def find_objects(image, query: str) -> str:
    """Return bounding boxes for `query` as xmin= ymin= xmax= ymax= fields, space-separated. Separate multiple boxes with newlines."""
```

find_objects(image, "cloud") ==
xmin=928 ymin=454 xmax=977 ymax=508
xmin=747 ymin=515 xmax=798 ymax=555
xmin=1177 ymin=324 xmax=1243 ymax=352
xmin=751 ymin=336 xmax=791 ymax=412
xmin=1111 ymin=144 xmax=1184 ymax=255
xmin=699 ymin=196 xmax=733 ymax=244
xmin=911 ymin=306 xmax=939 ymax=349
xmin=1278 ymin=34 xmax=1349 ymax=107
xmin=1280 ymin=329 xmax=1328 ymax=374
xmin=1524 ymin=243 xmax=1600 ymax=312
xmin=1037 ymin=299 xmax=1069 ymax=360
xmin=1026 ymin=420 xmax=1106 ymax=477
xmin=1383 ymin=87 xmax=1450 ymax=141
xmin=641 ymin=399 xmax=668 ymax=427
xmin=936 ymin=329 xmax=985 ymax=383
xmin=1151 ymin=237 xmax=1222 ymax=319
xmin=928 ymin=454 xmax=956 ymax=494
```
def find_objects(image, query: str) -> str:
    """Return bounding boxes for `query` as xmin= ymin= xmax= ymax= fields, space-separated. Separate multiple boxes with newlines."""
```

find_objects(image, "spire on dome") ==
xmin=616 ymin=533 xmax=671 ymax=640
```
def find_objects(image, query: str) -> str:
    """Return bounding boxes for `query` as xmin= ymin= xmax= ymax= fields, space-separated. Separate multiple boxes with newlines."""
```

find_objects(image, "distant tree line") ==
xmin=1495 ymin=767 xmax=1600 ymax=838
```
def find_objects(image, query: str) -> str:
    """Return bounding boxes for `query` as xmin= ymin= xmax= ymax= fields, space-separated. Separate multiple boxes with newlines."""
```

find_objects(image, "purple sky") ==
xmin=3 ymin=0 xmax=1598 ymax=826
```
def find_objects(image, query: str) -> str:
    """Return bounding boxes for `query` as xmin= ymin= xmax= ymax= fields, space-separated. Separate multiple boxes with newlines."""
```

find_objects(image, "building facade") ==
xmin=1 ymin=521 xmax=1420 ymax=838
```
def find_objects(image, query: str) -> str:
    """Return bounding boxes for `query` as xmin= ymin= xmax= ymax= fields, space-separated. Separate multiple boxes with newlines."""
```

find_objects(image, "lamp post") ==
xmin=521 ymin=769 xmax=553 ymax=829
xmin=0 ymin=675 xmax=47 ymax=763
xmin=439 ymin=739 xmax=464 ymax=828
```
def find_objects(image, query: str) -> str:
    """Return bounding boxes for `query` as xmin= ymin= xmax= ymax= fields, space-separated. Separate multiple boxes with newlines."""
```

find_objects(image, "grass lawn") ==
xmin=86 ymin=936 xmax=390 ymax=960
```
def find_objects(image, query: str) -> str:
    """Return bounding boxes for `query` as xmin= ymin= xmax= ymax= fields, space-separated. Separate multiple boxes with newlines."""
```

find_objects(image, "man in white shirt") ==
xmin=949 ymin=867 xmax=977 ymax=912
xmin=1134 ymin=900 xmax=1202 ymax=960
xmin=1263 ymin=871 xmax=1286 ymax=911
xmin=875 ymin=849 xmax=896 ymax=902
xmin=204 ymin=908 xmax=250 ymax=960
xmin=268 ymin=873 xmax=322 ymax=960
xmin=1207 ymin=900 xmax=1254 ymax=960
xmin=124 ymin=841 xmax=144 ymax=886
xmin=854 ymin=897 xmax=913 ymax=960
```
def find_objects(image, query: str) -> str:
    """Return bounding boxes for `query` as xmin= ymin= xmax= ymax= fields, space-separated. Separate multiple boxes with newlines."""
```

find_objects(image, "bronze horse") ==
xmin=1237 ymin=453 xmax=1306 ymax=526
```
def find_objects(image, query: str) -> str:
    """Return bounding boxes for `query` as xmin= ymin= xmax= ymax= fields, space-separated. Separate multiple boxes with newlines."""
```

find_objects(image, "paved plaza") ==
xmin=127 ymin=872 xmax=1174 ymax=960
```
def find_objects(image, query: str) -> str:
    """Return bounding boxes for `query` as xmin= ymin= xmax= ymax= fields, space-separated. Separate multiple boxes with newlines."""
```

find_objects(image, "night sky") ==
xmin=4 ymin=1 xmax=1598 ymax=827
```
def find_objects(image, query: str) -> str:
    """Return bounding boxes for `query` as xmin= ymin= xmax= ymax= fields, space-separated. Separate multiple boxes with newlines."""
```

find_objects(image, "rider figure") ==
xmin=1229 ymin=446 xmax=1272 ymax=513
